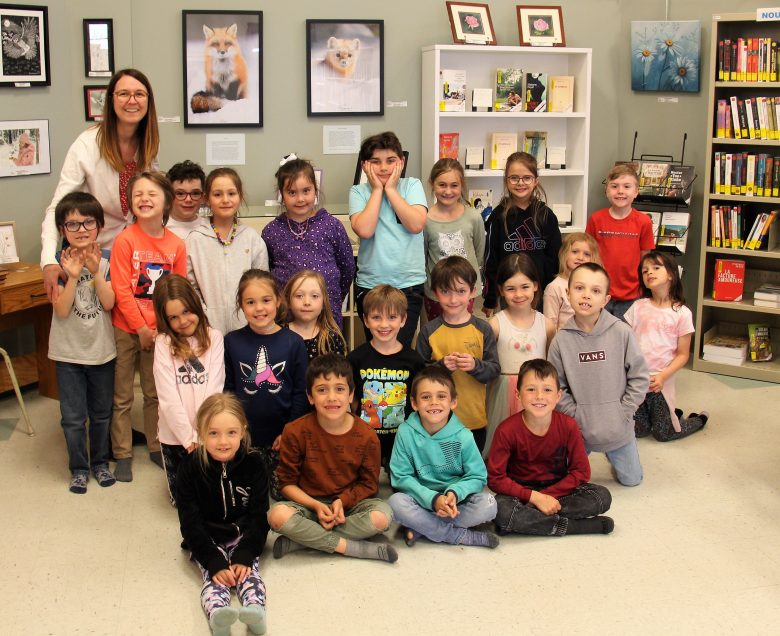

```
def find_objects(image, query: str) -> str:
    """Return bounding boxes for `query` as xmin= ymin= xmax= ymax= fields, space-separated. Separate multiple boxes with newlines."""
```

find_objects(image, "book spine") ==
xmin=725 ymin=153 xmax=733 ymax=195
xmin=718 ymin=39 xmax=725 ymax=80
xmin=717 ymin=100 xmax=726 ymax=138
xmin=773 ymin=157 xmax=780 ymax=197
xmin=730 ymin=96 xmax=741 ymax=138
xmin=746 ymin=154 xmax=756 ymax=197
xmin=772 ymin=42 xmax=778 ymax=82
xmin=731 ymin=42 xmax=738 ymax=80
xmin=745 ymin=98 xmax=756 ymax=138
xmin=738 ymin=99 xmax=749 ymax=138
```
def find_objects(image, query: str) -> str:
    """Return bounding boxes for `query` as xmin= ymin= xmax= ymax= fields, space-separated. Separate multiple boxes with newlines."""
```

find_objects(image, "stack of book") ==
xmin=717 ymin=37 xmax=779 ymax=81
xmin=702 ymin=327 xmax=749 ymax=366
xmin=753 ymin=283 xmax=780 ymax=307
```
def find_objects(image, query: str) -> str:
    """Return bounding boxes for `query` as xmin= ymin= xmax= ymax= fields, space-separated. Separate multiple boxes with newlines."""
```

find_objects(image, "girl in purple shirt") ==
xmin=262 ymin=157 xmax=355 ymax=328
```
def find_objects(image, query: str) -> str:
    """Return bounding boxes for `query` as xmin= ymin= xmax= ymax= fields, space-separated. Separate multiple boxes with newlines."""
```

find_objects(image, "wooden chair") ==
xmin=0 ymin=347 xmax=35 ymax=436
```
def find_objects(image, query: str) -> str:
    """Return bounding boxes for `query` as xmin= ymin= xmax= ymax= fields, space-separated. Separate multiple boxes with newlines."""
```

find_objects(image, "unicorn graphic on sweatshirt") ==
xmin=239 ymin=346 xmax=285 ymax=395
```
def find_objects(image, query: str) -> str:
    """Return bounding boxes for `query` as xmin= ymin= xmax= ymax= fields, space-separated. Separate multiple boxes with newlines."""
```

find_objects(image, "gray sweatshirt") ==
xmin=186 ymin=222 xmax=269 ymax=335
xmin=547 ymin=309 xmax=649 ymax=453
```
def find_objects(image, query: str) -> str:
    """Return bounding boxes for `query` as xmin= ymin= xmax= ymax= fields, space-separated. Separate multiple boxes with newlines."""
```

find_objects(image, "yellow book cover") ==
xmin=548 ymin=75 xmax=574 ymax=113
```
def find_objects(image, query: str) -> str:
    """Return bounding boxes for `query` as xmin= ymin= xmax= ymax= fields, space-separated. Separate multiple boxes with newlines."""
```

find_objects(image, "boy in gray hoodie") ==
xmin=547 ymin=263 xmax=649 ymax=486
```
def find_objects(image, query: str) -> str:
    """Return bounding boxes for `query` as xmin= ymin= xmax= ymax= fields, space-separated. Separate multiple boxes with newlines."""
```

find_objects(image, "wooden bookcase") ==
xmin=421 ymin=44 xmax=592 ymax=232
xmin=693 ymin=12 xmax=780 ymax=382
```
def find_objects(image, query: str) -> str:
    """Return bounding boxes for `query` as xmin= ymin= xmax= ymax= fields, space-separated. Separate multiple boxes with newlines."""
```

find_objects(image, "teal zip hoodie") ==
xmin=389 ymin=411 xmax=487 ymax=510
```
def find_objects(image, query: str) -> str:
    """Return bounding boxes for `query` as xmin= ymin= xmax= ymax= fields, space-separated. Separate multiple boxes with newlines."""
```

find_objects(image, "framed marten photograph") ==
xmin=182 ymin=10 xmax=263 ymax=127
xmin=306 ymin=19 xmax=384 ymax=117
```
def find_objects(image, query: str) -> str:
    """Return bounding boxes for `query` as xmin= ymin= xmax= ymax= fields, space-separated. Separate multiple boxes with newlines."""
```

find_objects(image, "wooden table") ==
xmin=0 ymin=262 xmax=58 ymax=399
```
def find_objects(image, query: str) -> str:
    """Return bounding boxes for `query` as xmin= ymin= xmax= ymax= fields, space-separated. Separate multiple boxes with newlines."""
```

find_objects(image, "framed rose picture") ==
xmin=516 ymin=5 xmax=565 ymax=47
xmin=83 ymin=85 xmax=108 ymax=121
xmin=445 ymin=2 xmax=496 ymax=45
xmin=0 ymin=4 xmax=51 ymax=86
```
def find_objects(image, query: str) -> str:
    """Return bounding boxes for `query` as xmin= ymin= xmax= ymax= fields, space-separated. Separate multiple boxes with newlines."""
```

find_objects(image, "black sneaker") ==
xmin=92 ymin=463 xmax=116 ymax=487
xmin=69 ymin=471 xmax=88 ymax=494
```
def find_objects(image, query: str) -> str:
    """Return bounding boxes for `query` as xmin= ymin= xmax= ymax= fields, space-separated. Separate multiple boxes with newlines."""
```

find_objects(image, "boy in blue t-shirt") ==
xmin=49 ymin=191 xmax=117 ymax=494
xmin=349 ymin=131 xmax=428 ymax=347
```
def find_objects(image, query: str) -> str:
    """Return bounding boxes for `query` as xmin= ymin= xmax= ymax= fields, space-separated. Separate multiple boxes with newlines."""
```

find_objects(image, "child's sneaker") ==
xmin=69 ymin=471 xmax=88 ymax=494
xmin=92 ymin=463 xmax=116 ymax=487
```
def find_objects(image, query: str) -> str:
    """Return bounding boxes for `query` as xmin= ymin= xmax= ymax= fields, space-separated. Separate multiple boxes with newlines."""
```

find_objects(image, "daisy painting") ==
xmin=631 ymin=21 xmax=700 ymax=92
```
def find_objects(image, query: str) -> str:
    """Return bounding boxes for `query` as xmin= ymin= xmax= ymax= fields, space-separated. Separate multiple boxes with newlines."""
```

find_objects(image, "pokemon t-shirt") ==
xmin=347 ymin=342 xmax=424 ymax=459
xmin=110 ymin=223 xmax=186 ymax=334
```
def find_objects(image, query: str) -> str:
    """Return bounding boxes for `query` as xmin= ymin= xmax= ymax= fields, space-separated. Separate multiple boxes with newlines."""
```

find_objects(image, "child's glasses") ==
xmin=63 ymin=219 xmax=98 ymax=232
xmin=174 ymin=189 xmax=204 ymax=200
xmin=113 ymin=90 xmax=149 ymax=102
xmin=507 ymin=175 xmax=536 ymax=185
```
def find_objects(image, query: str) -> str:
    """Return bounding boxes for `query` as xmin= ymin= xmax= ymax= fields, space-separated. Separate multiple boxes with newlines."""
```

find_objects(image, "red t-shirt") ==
xmin=586 ymin=208 xmax=655 ymax=301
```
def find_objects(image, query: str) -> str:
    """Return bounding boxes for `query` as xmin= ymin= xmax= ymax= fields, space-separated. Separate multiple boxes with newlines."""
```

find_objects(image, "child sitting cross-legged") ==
xmin=267 ymin=354 xmax=398 ymax=564
xmin=488 ymin=359 xmax=614 ymax=536
xmin=388 ymin=365 xmax=499 ymax=548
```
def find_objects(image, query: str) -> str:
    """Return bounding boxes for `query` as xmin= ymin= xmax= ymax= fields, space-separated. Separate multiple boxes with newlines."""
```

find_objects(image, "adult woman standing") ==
xmin=40 ymin=68 xmax=159 ymax=301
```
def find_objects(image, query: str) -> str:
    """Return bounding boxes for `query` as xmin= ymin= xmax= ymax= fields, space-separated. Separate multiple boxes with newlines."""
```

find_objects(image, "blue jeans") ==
xmin=389 ymin=491 xmax=497 ymax=544
xmin=603 ymin=437 xmax=643 ymax=486
xmin=605 ymin=298 xmax=637 ymax=322
xmin=56 ymin=360 xmax=115 ymax=473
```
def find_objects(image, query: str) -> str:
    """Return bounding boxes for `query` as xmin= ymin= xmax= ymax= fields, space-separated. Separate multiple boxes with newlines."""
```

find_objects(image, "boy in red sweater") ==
xmin=487 ymin=359 xmax=613 ymax=536
xmin=585 ymin=164 xmax=655 ymax=320
xmin=268 ymin=354 xmax=398 ymax=563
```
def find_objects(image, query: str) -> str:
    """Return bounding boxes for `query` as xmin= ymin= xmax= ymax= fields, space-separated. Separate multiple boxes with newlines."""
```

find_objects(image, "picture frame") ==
xmin=516 ymin=5 xmax=566 ymax=47
xmin=631 ymin=21 xmax=701 ymax=92
xmin=0 ymin=4 xmax=50 ymax=87
xmin=83 ymin=85 xmax=108 ymax=121
xmin=0 ymin=221 xmax=19 ymax=263
xmin=0 ymin=119 xmax=50 ymax=177
xmin=82 ymin=19 xmax=114 ymax=78
xmin=306 ymin=19 xmax=384 ymax=117
xmin=182 ymin=10 xmax=263 ymax=128
xmin=445 ymin=2 xmax=496 ymax=45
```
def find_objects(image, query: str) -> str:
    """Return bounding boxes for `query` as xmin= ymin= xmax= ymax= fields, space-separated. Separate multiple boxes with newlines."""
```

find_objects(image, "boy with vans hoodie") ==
xmin=388 ymin=365 xmax=498 ymax=548
xmin=547 ymin=263 xmax=649 ymax=486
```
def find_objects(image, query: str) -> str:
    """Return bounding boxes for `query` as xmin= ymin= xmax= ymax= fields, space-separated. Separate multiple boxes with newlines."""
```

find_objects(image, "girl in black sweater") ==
xmin=175 ymin=393 xmax=270 ymax=636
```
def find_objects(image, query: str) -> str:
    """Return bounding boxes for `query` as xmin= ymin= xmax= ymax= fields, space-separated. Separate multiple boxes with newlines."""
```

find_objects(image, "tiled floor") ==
xmin=1 ymin=367 xmax=779 ymax=635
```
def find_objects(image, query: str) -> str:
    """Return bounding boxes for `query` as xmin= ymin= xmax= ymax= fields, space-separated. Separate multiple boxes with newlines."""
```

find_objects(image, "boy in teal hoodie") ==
xmin=388 ymin=366 xmax=498 ymax=548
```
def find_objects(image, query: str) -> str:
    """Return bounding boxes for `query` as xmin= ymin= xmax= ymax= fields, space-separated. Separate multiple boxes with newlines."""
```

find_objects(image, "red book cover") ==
xmin=712 ymin=259 xmax=745 ymax=301
xmin=439 ymin=132 xmax=459 ymax=160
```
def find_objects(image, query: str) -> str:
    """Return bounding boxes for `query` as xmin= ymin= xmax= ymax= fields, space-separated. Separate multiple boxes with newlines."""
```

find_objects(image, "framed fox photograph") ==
xmin=306 ymin=19 xmax=384 ymax=117
xmin=182 ymin=10 xmax=262 ymax=128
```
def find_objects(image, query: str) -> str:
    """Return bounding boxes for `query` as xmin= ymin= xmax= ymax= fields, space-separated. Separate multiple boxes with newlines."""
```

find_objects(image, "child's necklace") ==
xmin=212 ymin=220 xmax=238 ymax=246
xmin=286 ymin=215 xmax=310 ymax=240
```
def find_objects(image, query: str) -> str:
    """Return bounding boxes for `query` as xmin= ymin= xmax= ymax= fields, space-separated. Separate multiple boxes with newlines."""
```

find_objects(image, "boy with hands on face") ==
xmin=416 ymin=256 xmax=500 ymax=452
xmin=349 ymin=131 xmax=428 ymax=348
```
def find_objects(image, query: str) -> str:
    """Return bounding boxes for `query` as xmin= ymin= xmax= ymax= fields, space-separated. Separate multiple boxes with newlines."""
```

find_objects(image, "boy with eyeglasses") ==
xmin=166 ymin=160 xmax=207 ymax=239
xmin=49 ymin=191 xmax=118 ymax=494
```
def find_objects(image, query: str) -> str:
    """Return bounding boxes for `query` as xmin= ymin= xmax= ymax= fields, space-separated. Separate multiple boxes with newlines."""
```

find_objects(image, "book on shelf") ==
xmin=465 ymin=146 xmax=484 ymax=170
xmin=702 ymin=326 xmax=749 ymax=363
xmin=712 ymin=258 xmax=745 ymax=301
xmin=711 ymin=152 xmax=780 ymax=197
xmin=753 ymin=283 xmax=780 ymax=302
xmin=471 ymin=88 xmax=493 ymax=112
xmin=546 ymin=146 xmax=566 ymax=170
xmin=745 ymin=210 xmax=777 ymax=250
xmin=754 ymin=298 xmax=780 ymax=307
xmin=490 ymin=132 xmax=517 ymax=170
xmin=439 ymin=69 xmax=466 ymax=112
xmin=524 ymin=73 xmax=547 ymax=112
xmin=748 ymin=323 xmax=773 ymax=362
xmin=548 ymin=75 xmax=574 ymax=113
xmin=663 ymin=165 xmax=695 ymax=203
xmin=657 ymin=212 xmax=690 ymax=253
xmin=469 ymin=189 xmax=494 ymax=221
xmin=551 ymin=203 xmax=572 ymax=226
xmin=495 ymin=68 xmax=523 ymax=112
xmin=702 ymin=351 xmax=747 ymax=366
xmin=439 ymin=133 xmax=459 ymax=160
xmin=522 ymin=130 xmax=547 ymax=167
xmin=717 ymin=96 xmax=779 ymax=140
xmin=717 ymin=36 xmax=780 ymax=82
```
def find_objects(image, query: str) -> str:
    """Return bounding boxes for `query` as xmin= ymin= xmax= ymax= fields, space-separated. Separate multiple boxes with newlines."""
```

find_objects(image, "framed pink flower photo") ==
xmin=445 ymin=2 xmax=496 ymax=45
xmin=516 ymin=6 xmax=565 ymax=47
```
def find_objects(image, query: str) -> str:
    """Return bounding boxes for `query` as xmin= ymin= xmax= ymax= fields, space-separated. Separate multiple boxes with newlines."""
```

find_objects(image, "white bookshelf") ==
xmin=692 ymin=13 xmax=780 ymax=383
xmin=421 ymin=44 xmax=592 ymax=232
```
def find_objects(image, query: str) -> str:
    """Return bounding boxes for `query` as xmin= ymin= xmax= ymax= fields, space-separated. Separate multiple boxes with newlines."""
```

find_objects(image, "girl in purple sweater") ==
xmin=261 ymin=157 xmax=355 ymax=328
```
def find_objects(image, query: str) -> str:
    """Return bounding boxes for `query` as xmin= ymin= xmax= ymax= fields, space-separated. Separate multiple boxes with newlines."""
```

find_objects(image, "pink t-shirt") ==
xmin=624 ymin=298 xmax=694 ymax=373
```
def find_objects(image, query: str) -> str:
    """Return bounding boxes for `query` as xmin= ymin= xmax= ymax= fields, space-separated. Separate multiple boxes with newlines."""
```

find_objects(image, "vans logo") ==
xmin=578 ymin=350 xmax=606 ymax=363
